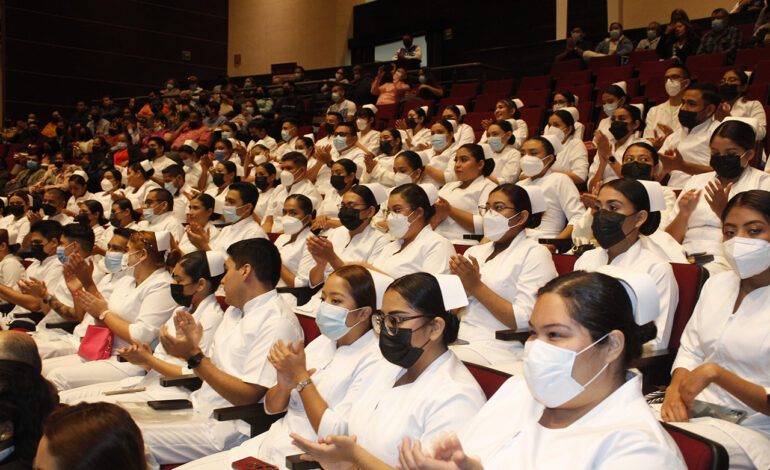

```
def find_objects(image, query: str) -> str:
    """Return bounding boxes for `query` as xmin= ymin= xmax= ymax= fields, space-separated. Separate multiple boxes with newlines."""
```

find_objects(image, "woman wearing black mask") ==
xmin=290 ymin=272 xmax=485 ymax=469
xmin=0 ymin=191 xmax=32 ymax=244
xmin=275 ymin=194 xmax=314 ymax=288
xmin=363 ymin=128 xmax=402 ymax=186
xmin=588 ymin=104 xmax=643 ymax=193
xmin=313 ymin=158 xmax=358 ymax=235
xmin=715 ymin=69 xmax=767 ymax=143
xmin=575 ymin=178 xmax=679 ymax=350
xmin=666 ymin=119 xmax=770 ymax=273
xmin=108 ymin=197 xmax=141 ymax=231
xmin=77 ymin=199 xmax=110 ymax=255
xmin=252 ymin=162 xmax=282 ymax=233
xmin=205 ymin=161 xmax=238 ymax=213
xmin=396 ymin=107 xmax=430 ymax=150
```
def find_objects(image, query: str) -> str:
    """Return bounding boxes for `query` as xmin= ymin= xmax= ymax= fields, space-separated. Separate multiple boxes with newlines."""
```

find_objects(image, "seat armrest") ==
xmin=276 ymin=284 xmax=322 ymax=306
xmin=495 ymin=328 xmax=529 ymax=342
xmin=159 ymin=374 xmax=202 ymax=391
xmin=631 ymin=349 xmax=676 ymax=393
xmin=213 ymin=404 xmax=286 ymax=437
xmin=631 ymin=348 xmax=675 ymax=369
xmin=45 ymin=321 xmax=79 ymax=334
xmin=286 ymin=454 xmax=321 ymax=470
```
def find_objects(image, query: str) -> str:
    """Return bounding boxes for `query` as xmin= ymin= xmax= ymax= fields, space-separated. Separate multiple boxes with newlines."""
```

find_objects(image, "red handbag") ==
xmin=77 ymin=325 xmax=114 ymax=361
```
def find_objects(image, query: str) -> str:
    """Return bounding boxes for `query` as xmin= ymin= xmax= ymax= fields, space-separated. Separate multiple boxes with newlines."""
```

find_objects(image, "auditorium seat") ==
xmin=554 ymin=69 xmax=592 ymax=89
xmin=751 ymin=60 xmax=770 ymax=85
xmin=628 ymin=49 xmax=660 ymax=68
xmin=551 ymin=253 xmax=577 ymax=275
xmin=685 ymin=52 xmax=727 ymax=75
xmin=515 ymin=89 xmax=550 ymax=108
xmin=637 ymin=59 xmax=676 ymax=86
xmin=576 ymin=102 xmax=593 ymax=124
xmin=562 ymin=84 xmax=593 ymax=106
xmin=668 ymin=263 xmax=708 ymax=352
xmin=295 ymin=313 xmax=321 ymax=344
xmin=401 ymin=99 xmax=434 ymax=118
xmin=473 ymin=93 xmax=505 ymax=113
xmin=267 ymin=232 xmax=280 ymax=243
xmin=735 ymin=47 xmax=770 ymax=71
xmin=518 ymin=74 xmax=552 ymax=92
xmin=464 ymin=111 xmax=492 ymax=131
xmin=594 ymin=65 xmax=633 ymax=89
xmin=374 ymin=103 xmax=398 ymax=127
xmin=644 ymin=76 xmax=669 ymax=104
xmin=453 ymin=243 xmax=472 ymax=255
xmin=746 ymin=82 xmax=768 ymax=104
xmin=517 ymin=107 xmax=545 ymax=135
xmin=550 ymin=59 xmax=582 ymax=78
xmin=464 ymin=362 xmax=511 ymax=399
xmin=482 ymin=78 xmax=514 ymax=95
xmin=587 ymin=54 xmax=621 ymax=72
xmin=595 ymin=78 xmax=638 ymax=98
xmin=691 ymin=66 xmax=730 ymax=85
xmin=437 ymin=96 xmax=471 ymax=113
xmin=450 ymin=82 xmax=480 ymax=97
xmin=662 ymin=423 xmax=729 ymax=470
xmin=215 ymin=295 xmax=228 ymax=312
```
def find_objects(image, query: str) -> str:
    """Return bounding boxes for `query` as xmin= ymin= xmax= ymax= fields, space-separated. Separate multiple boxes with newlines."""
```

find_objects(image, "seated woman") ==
xmin=369 ymin=184 xmax=456 ymax=277
xmin=354 ymin=106 xmax=381 ymax=155
xmin=177 ymin=265 xmax=398 ymax=470
xmin=43 ymin=230 xmax=177 ymax=390
xmin=77 ymin=199 xmax=110 ymax=256
xmin=362 ymin=128 xmax=403 ymax=186
xmin=275 ymin=194 xmax=314 ymax=288
xmin=395 ymin=269 xmax=686 ymax=469
xmin=34 ymin=402 xmax=147 ymax=470
xmin=291 ymin=272 xmax=486 ymax=469
xmin=432 ymin=143 xmax=496 ymax=242
xmin=405 ymin=67 xmax=444 ymax=101
xmin=545 ymin=107 xmax=589 ymax=185
xmin=206 ymin=160 xmax=239 ymax=212
xmin=396 ymin=106 xmax=431 ymax=151
xmin=107 ymin=197 xmax=141 ymax=236
xmin=420 ymin=120 xmax=461 ymax=187
xmin=94 ymin=169 xmax=122 ymax=218
xmin=313 ymin=159 xmax=358 ymax=236
xmin=64 ymin=172 xmax=94 ymax=218
xmin=517 ymin=136 xmax=584 ymax=243
xmin=717 ymin=69 xmax=767 ymax=144
xmin=252 ymin=162 xmax=283 ymax=233
xmin=575 ymin=178 xmax=679 ymax=350
xmin=178 ymin=193 xmax=220 ymax=255
xmin=0 ymin=191 xmax=32 ymax=245
xmin=57 ymin=250 xmax=225 ymax=404
xmin=666 ymin=119 xmax=770 ymax=274
xmin=588 ymin=104 xmax=643 ymax=192
xmin=661 ymin=189 xmax=770 ymax=470
xmin=450 ymin=184 xmax=557 ymax=366
xmin=551 ymin=91 xmax=586 ymax=139
xmin=595 ymin=82 xmax=628 ymax=139
xmin=479 ymin=98 xmax=528 ymax=149
xmin=442 ymin=105 xmax=475 ymax=146
xmin=113 ymin=160 xmax=160 ymax=210
xmin=476 ymin=120 xmax=520 ymax=185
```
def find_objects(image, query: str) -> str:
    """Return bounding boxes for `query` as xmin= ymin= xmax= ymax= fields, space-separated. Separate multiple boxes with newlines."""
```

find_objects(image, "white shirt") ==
xmin=66 ymin=191 xmax=94 ymax=214
xmin=660 ymin=117 xmax=721 ymax=188
xmin=453 ymin=123 xmax=475 ymax=146
xmin=587 ymin=134 xmax=637 ymax=184
xmin=357 ymin=129 xmax=381 ymax=155
xmin=247 ymin=135 xmax=278 ymax=153
xmin=552 ymin=136 xmax=589 ymax=182
xmin=92 ymin=224 xmax=110 ymax=250
xmin=418 ymin=141 xmax=460 ymax=188
xmin=327 ymin=99 xmax=357 ymax=120
xmin=463 ymin=374 xmax=685 ymax=469
xmin=274 ymin=137 xmax=298 ymax=159
xmin=435 ymin=176 xmax=495 ymax=241
xmin=479 ymin=144 xmax=521 ymax=184
xmin=518 ymin=170 xmax=584 ymax=239
xmin=7 ymin=255 xmax=71 ymax=323
xmin=0 ymin=215 xmax=30 ymax=245
xmin=316 ymin=189 xmax=343 ymax=223
xmin=316 ymin=146 xmax=367 ymax=196
xmin=480 ymin=119 xmax=529 ymax=150
xmin=643 ymin=100 xmax=682 ymax=140
xmin=254 ymin=186 xmax=281 ymax=224
xmin=370 ymin=225 xmax=455 ymax=278
xmin=274 ymin=179 xmax=321 ymax=210
xmin=178 ymin=222 xmax=220 ymax=254
xmin=211 ymin=216 xmax=268 ymax=252
xmin=730 ymin=98 xmax=767 ymax=140
xmin=0 ymin=254 xmax=24 ymax=300
xmin=170 ymin=183 xmax=193 ymax=223
xmin=45 ymin=212 xmax=73 ymax=225
xmin=575 ymin=239 xmax=680 ymax=349
xmin=183 ymin=161 xmax=203 ymax=190
xmin=346 ymin=350 xmax=486 ymax=467
xmin=275 ymin=227 xmax=313 ymax=287
xmin=122 ymin=179 xmax=161 ymax=210
xmin=361 ymin=153 xmax=398 ymax=186
xmin=405 ymin=127 xmax=431 ymax=150
xmin=139 ymin=211 xmax=185 ymax=243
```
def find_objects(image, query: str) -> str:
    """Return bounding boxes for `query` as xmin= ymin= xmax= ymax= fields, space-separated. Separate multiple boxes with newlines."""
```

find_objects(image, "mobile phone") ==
xmin=689 ymin=399 xmax=747 ymax=424
xmin=147 ymin=399 xmax=192 ymax=410
xmin=285 ymin=455 xmax=319 ymax=470
xmin=231 ymin=456 xmax=279 ymax=470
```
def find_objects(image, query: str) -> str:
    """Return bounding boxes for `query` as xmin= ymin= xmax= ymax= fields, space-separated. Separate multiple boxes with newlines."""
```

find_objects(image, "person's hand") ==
xmin=179 ymin=120 xmax=190 ymax=132
xmin=660 ymin=148 xmax=685 ymax=174
xmin=416 ymin=142 xmax=431 ymax=151
xmin=200 ymin=152 xmax=213 ymax=169
xmin=433 ymin=197 xmax=451 ymax=223
xmin=67 ymin=252 xmax=95 ymax=287
xmin=565 ymin=37 xmax=576 ymax=50
xmin=159 ymin=310 xmax=203 ymax=360
xmin=480 ymin=119 xmax=493 ymax=131
xmin=715 ymin=102 xmax=732 ymax=122
xmin=449 ymin=255 xmax=482 ymax=294
xmin=678 ymin=363 xmax=721 ymax=409
xmin=395 ymin=118 xmax=408 ymax=130
xmin=315 ymin=145 xmax=333 ymax=164
xmin=363 ymin=151 xmax=377 ymax=173
xmin=62 ymin=263 xmax=84 ymax=294
xmin=78 ymin=289 xmax=110 ymax=319
xmin=116 ymin=340 xmax=154 ymax=368
xmin=110 ymin=190 xmax=126 ymax=201
xmin=311 ymin=215 xmax=329 ymax=231
xmin=593 ymin=130 xmax=611 ymax=160
xmin=704 ymin=179 xmax=733 ymax=218
xmin=377 ymin=65 xmax=386 ymax=77
xmin=185 ymin=221 xmax=210 ymax=250
xmin=18 ymin=277 xmax=48 ymax=299
xmin=660 ymin=384 xmax=690 ymax=423
xmin=580 ymin=192 xmax=599 ymax=210
xmin=290 ymin=433 xmax=358 ymax=470
xmin=268 ymin=339 xmax=311 ymax=384
xmin=27 ymin=211 xmax=42 ymax=224
xmin=397 ymin=435 xmax=483 ymax=470
xmin=306 ymin=235 xmax=336 ymax=265
xmin=676 ymin=189 xmax=701 ymax=217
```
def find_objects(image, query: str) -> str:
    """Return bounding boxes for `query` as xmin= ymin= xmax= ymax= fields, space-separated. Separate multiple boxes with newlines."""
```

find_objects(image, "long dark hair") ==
xmin=387 ymin=272 xmax=460 ymax=345
xmin=330 ymin=265 xmax=376 ymax=331
xmin=602 ymin=178 xmax=661 ymax=235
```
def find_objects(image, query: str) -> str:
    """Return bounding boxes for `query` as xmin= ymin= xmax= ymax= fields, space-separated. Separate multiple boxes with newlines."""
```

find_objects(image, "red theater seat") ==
xmin=662 ymin=423 xmax=729 ymax=470
xmin=518 ymin=74 xmax=552 ymax=92
xmin=296 ymin=313 xmax=321 ymax=344
xmin=482 ymin=78 xmax=514 ymax=95
xmin=550 ymin=59 xmax=582 ymax=78
xmin=552 ymin=254 xmax=577 ymax=275
xmin=401 ymin=99 xmax=434 ymax=118
xmin=464 ymin=362 xmax=511 ymax=399
xmin=450 ymin=82 xmax=479 ymax=97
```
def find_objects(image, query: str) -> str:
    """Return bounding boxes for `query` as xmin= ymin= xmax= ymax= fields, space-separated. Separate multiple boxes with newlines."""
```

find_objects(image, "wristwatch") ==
xmin=608 ymin=156 xmax=616 ymax=163
xmin=295 ymin=378 xmax=312 ymax=393
xmin=43 ymin=294 xmax=54 ymax=305
xmin=98 ymin=310 xmax=109 ymax=321
xmin=187 ymin=352 xmax=205 ymax=369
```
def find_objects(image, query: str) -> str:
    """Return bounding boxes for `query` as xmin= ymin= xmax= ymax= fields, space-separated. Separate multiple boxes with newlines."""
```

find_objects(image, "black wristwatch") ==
xmin=608 ymin=156 xmax=616 ymax=163
xmin=187 ymin=352 xmax=205 ymax=369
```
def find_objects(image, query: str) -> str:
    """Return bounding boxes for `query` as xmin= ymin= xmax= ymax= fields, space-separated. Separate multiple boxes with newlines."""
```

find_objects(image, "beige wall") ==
xmin=616 ymin=0 xmax=730 ymax=30
xmin=228 ymin=0 xmax=365 ymax=77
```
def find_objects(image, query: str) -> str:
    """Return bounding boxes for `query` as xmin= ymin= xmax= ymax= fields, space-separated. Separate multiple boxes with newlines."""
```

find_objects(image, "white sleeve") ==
xmin=643 ymin=106 xmax=660 ymax=139
xmin=512 ymin=121 xmax=528 ymax=149
xmin=420 ymin=238 xmax=455 ymax=274
xmin=749 ymin=101 xmax=767 ymax=141
xmin=671 ymin=279 xmax=712 ymax=372
xmin=511 ymin=247 xmax=558 ymax=327
xmin=648 ymin=262 xmax=679 ymax=350
xmin=127 ymin=284 xmax=177 ymax=344
xmin=241 ymin=316 xmax=301 ymax=388
xmin=557 ymin=177 xmax=586 ymax=226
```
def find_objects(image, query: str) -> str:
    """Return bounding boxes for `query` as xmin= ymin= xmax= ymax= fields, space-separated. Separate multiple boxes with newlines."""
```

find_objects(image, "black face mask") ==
xmin=719 ymin=84 xmax=740 ymax=102
xmin=379 ymin=322 xmax=431 ymax=368
xmin=330 ymin=175 xmax=347 ymax=191
xmin=109 ymin=214 xmax=121 ymax=228
xmin=55 ymin=127 xmax=65 ymax=137
xmin=54 ymin=161 xmax=64 ymax=169
xmin=609 ymin=121 xmax=630 ymax=141
xmin=254 ymin=176 xmax=269 ymax=191
xmin=380 ymin=140 xmax=394 ymax=155
xmin=18 ymin=243 xmax=47 ymax=262
xmin=678 ymin=109 xmax=700 ymax=130
xmin=170 ymin=283 xmax=194 ymax=307
xmin=621 ymin=162 xmax=654 ymax=181
xmin=338 ymin=206 xmax=364 ymax=231
xmin=74 ymin=213 xmax=90 ymax=225
xmin=41 ymin=204 xmax=57 ymax=216
xmin=28 ymin=128 xmax=39 ymax=136
xmin=323 ymin=123 xmax=335 ymax=135
xmin=107 ymin=128 xmax=118 ymax=136
xmin=406 ymin=117 xmax=417 ymax=129
xmin=212 ymin=173 xmax=226 ymax=187
xmin=591 ymin=209 xmax=631 ymax=248
xmin=7 ymin=205 xmax=24 ymax=218
xmin=710 ymin=154 xmax=744 ymax=179
xmin=146 ymin=147 xmax=157 ymax=159
xmin=189 ymin=120 xmax=202 ymax=129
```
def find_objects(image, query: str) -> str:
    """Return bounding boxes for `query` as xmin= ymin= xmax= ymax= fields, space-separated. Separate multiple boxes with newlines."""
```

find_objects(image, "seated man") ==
xmin=309 ymin=122 xmax=366 ymax=196
xmin=170 ymin=111 xmax=213 ymax=151
xmin=130 ymin=238 xmax=303 ymax=466
xmin=190 ymin=182 xmax=267 ymax=252
xmin=162 ymin=164 xmax=192 ymax=224
xmin=697 ymin=8 xmax=742 ymax=64
xmin=555 ymin=27 xmax=592 ymax=62
xmin=139 ymin=188 xmax=185 ymax=242
xmin=326 ymin=85 xmax=357 ymax=122
xmin=0 ymin=330 xmax=42 ymax=371
xmin=147 ymin=137 xmax=176 ymax=183
xmin=583 ymin=22 xmax=633 ymax=61
xmin=0 ymin=229 xmax=24 ymax=310
xmin=245 ymin=120 xmax=277 ymax=153
xmin=40 ymin=188 xmax=73 ymax=225
xmin=273 ymin=118 xmax=299 ymax=159
xmin=392 ymin=33 xmax=423 ymax=61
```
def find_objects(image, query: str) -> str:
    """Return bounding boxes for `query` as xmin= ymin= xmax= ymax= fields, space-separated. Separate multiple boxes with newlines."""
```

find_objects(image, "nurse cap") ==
xmin=512 ymin=98 xmax=524 ymax=109
xmin=595 ymin=265 xmax=659 ymax=326
xmin=455 ymin=105 xmax=467 ymax=116
xmin=419 ymin=106 xmax=429 ymax=115
xmin=368 ymin=269 xmax=393 ymax=309
xmin=611 ymin=81 xmax=627 ymax=94
xmin=213 ymin=198 xmax=225 ymax=215
xmin=723 ymin=117 xmax=759 ymax=136
xmin=139 ymin=160 xmax=153 ymax=172
xmin=631 ymin=103 xmax=645 ymax=115
xmin=362 ymin=104 xmax=378 ymax=114
xmin=540 ymin=133 xmax=564 ymax=155
xmin=72 ymin=170 xmax=89 ymax=182
xmin=435 ymin=274 xmax=469 ymax=310
xmin=183 ymin=139 xmax=199 ymax=151
xmin=637 ymin=180 xmax=666 ymax=213
xmin=205 ymin=250 xmax=227 ymax=277
xmin=418 ymin=183 xmax=439 ymax=205
xmin=303 ymin=133 xmax=315 ymax=142
xmin=154 ymin=231 xmax=171 ymax=252
xmin=520 ymin=185 xmax=547 ymax=214
xmin=0 ymin=197 xmax=6 ymax=207
xmin=560 ymin=106 xmax=580 ymax=123
xmin=360 ymin=183 xmax=388 ymax=205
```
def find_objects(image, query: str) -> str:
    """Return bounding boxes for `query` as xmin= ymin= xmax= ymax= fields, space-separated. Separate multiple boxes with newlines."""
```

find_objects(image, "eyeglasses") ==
xmin=382 ymin=207 xmax=411 ymax=218
xmin=478 ymin=204 xmax=517 ymax=215
xmin=371 ymin=311 xmax=430 ymax=336
xmin=338 ymin=202 xmax=367 ymax=210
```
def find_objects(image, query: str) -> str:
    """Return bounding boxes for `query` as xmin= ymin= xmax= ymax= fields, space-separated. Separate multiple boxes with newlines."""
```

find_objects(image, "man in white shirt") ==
xmin=245 ymin=120 xmax=277 ymax=153
xmin=161 ymin=164 xmax=192 ymax=223
xmin=660 ymin=82 xmax=722 ymax=189
xmin=311 ymin=122 xmax=367 ymax=196
xmin=645 ymin=64 xmax=690 ymax=149
xmin=190 ymin=182 xmax=267 ymax=252
xmin=0 ymin=229 xmax=24 ymax=309
xmin=40 ymin=188 xmax=73 ymax=225
xmin=273 ymin=118 xmax=300 ymax=159
xmin=326 ymin=85 xmax=357 ymax=121
xmin=134 ymin=238 xmax=303 ymax=465
xmin=148 ymin=137 xmax=176 ymax=184
xmin=277 ymin=152 xmax=322 ymax=209
xmin=139 ymin=188 xmax=185 ymax=242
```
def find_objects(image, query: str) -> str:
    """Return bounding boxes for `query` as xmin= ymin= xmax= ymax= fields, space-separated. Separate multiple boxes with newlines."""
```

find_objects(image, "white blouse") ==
xmin=370 ymin=225 xmax=455 ymax=278
xmin=517 ymin=170 xmax=584 ymax=239
xmin=435 ymin=176 xmax=496 ymax=242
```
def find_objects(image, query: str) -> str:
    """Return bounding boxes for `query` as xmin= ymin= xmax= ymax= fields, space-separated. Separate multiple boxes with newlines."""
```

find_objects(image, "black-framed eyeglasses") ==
xmin=371 ymin=311 xmax=430 ymax=336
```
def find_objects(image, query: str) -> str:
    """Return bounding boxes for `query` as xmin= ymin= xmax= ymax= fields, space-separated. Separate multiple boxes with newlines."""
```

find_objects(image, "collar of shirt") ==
xmin=683 ymin=116 xmax=716 ymax=138
xmin=241 ymin=288 xmax=279 ymax=317
xmin=399 ymin=223 xmax=434 ymax=247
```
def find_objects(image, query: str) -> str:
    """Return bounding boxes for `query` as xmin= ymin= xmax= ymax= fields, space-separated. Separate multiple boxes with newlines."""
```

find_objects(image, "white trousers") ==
xmin=43 ymin=354 xmax=145 ymax=391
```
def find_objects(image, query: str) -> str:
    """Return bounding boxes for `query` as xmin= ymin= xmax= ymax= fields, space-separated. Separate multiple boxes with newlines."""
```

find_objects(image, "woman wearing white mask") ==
xmin=177 ymin=193 xmax=220 ymax=255
xmin=588 ymin=104 xmax=643 ymax=192
xmin=545 ymin=108 xmax=589 ymax=185
xmin=252 ymin=162 xmax=282 ymax=232
xmin=420 ymin=120 xmax=460 ymax=187
xmin=94 ymin=168 xmax=123 ymax=218
xmin=313 ymin=159 xmax=358 ymax=235
xmin=291 ymin=272 xmax=486 ymax=469
xmin=355 ymin=106 xmax=381 ymax=155
xmin=275 ymin=194 xmax=314 ymax=287
xmin=660 ymin=189 xmax=770 ymax=470
xmin=450 ymin=184 xmax=557 ymax=366
xmin=595 ymin=83 xmax=628 ymax=140
xmin=362 ymin=128 xmax=403 ymax=186
xmin=478 ymin=98 xmax=528 ymax=149
xmin=432 ymin=143 xmax=496 ymax=242
xmin=294 ymin=136 xmax=315 ymax=160
xmin=369 ymin=183 xmax=455 ymax=278
xmin=442 ymin=105 xmax=475 ymax=146
xmin=43 ymin=230 xmax=177 ymax=391
xmin=517 ymin=136 xmax=584 ymax=244
xmin=113 ymin=160 xmax=160 ymax=210
xmin=373 ymin=152 xmax=426 ymax=231
xmin=575 ymin=178 xmax=679 ymax=351
xmin=476 ymin=120 xmax=520 ymax=184
xmin=551 ymin=91 xmax=585 ymax=139
xmin=177 ymin=265 xmax=397 ymax=470
xmin=397 ymin=269 xmax=686 ymax=470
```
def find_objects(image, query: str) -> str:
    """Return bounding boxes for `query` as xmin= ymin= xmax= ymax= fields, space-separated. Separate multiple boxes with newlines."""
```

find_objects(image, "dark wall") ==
xmin=3 ymin=0 xmax=227 ymax=120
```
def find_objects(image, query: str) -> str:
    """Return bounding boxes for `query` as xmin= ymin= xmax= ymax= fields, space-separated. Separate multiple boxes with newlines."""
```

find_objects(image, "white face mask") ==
xmin=280 ymin=170 xmax=295 ymax=187
xmin=523 ymin=334 xmax=610 ymax=408
xmin=723 ymin=237 xmax=770 ymax=279
xmin=520 ymin=155 xmax=546 ymax=177
xmin=393 ymin=172 xmax=413 ymax=186
xmin=282 ymin=216 xmax=304 ymax=235
xmin=483 ymin=210 xmax=520 ymax=242
xmin=544 ymin=126 xmax=565 ymax=143
xmin=665 ymin=79 xmax=683 ymax=97
xmin=386 ymin=211 xmax=414 ymax=239
xmin=553 ymin=103 xmax=567 ymax=111
xmin=356 ymin=119 xmax=368 ymax=131
xmin=101 ymin=179 xmax=114 ymax=192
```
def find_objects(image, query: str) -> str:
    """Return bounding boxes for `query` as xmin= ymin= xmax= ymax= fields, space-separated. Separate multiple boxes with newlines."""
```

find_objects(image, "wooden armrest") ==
xmin=213 ymin=404 xmax=286 ymax=437
xmin=286 ymin=454 xmax=321 ymax=470
xmin=45 ymin=321 xmax=79 ymax=334
xmin=159 ymin=374 xmax=202 ymax=391
xmin=495 ymin=328 xmax=530 ymax=342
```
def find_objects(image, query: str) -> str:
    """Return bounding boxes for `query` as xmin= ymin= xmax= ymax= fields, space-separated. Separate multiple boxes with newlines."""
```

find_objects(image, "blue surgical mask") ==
xmin=223 ymin=204 xmax=243 ymax=223
xmin=214 ymin=150 xmax=226 ymax=161
xmin=418 ymin=75 xmax=427 ymax=84
xmin=104 ymin=251 xmax=123 ymax=273
xmin=333 ymin=135 xmax=348 ymax=151
xmin=712 ymin=19 xmax=725 ymax=32
xmin=316 ymin=302 xmax=362 ymax=340
xmin=431 ymin=134 xmax=448 ymax=151
xmin=647 ymin=30 xmax=657 ymax=41
xmin=603 ymin=103 xmax=618 ymax=117
xmin=164 ymin=181 xmax=178 ymax=194
xmin=281 ymin=130 xmax=291 ymax=141
xmin=222 ymin=131 xmax=233 ymax=139
xmin=26 ymin=161 xmax=38 ymax=171
xmin=56 ymin=246 xmax=69 ymax=264
xmin=487 ymin=136 xmax=505 ymax=152
xmin=183 ymin=159 xmax=194 ymax=168
xmin=609 ymin=29 xmax=621 ymax=40
xmin=143 ymin=208 xmax=156 ymax=223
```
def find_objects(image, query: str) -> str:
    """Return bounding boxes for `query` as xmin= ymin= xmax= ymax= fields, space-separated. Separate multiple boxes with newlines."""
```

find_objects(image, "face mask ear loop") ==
xmin=575 ymin=332 xmax=611 ymax=388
